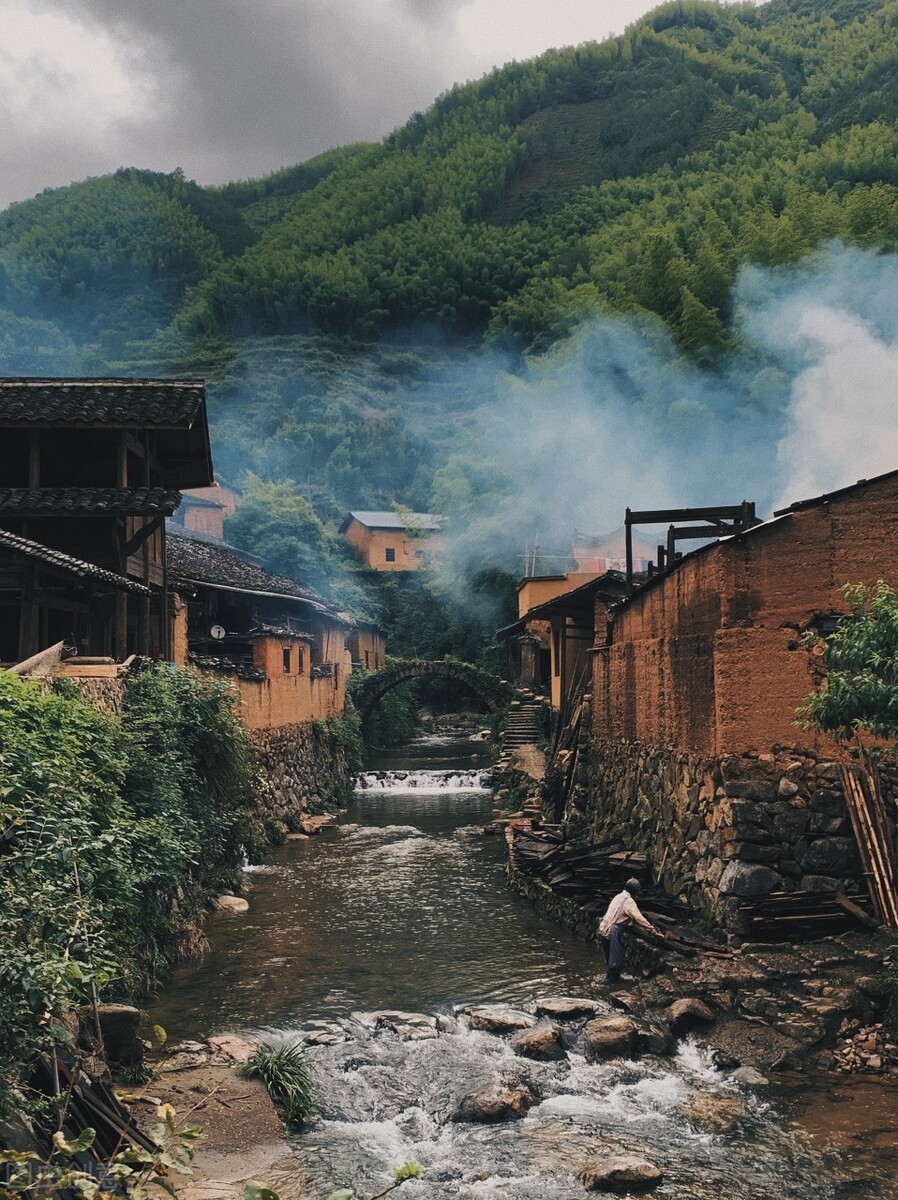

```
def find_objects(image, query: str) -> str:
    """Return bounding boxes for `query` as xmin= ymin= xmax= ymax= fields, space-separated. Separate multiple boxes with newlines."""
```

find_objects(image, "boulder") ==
xmin=665 ymin=998 xmax=715 ymax=1036
xmin=718 ymin=861 xmax=782 ymax=898
xmin=578 ymin=1155 xmax=663 ymax=1192
xmin=635 ymin=1021 xmax=675 ymax=1057
xmin=732 ymin=1065 xmax=769 ymax=1086
xmin=93 ymin=1004 xmax=143 ymax=1068
xmin=511 ymin=1022 xmax=564 ymax=1060
xmin=215 ymin=894 xmax=249 ymax=914
xmin=684 ymin=1094 xmax=746 ymax=1134
xmin=466 ymin=1006 xmax=535 ymax=1034
xmin=582 ymin=1016 xmax=638 ymax=1060
xmin=534 ymin=996 xmax=600 ymax=1021
xmin=452 ymin=1082 xmax=535 ymax=1123
xmin=374 ymin=1011 xmax=439 ymax=1041
xmin=800 ymin=837 xmax=860 ymax=876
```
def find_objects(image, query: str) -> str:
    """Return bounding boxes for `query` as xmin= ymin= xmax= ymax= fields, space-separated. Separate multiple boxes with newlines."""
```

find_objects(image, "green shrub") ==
xmin=0 ymin=663 xmax=258 ymax=1114
xmin=238 ymin=1040 xmax=317 ymax=1126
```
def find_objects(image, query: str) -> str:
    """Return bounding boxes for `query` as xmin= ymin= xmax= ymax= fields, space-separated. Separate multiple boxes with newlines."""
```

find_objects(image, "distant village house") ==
xmin=341 ymin=510 xmax=445 ymax=571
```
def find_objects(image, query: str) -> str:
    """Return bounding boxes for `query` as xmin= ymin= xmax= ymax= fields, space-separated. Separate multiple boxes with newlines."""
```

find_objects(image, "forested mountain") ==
xmin=2 ymin=0 xmax=898 ymax=566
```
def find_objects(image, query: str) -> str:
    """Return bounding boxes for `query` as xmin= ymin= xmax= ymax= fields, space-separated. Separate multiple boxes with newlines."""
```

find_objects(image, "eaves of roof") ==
xmin=0 ymin=528 xmax=151 ymax=594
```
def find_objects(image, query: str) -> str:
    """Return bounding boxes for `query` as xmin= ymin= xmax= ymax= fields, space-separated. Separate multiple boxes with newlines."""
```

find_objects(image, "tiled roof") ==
xmin=189 ymin=653 xmax=266 ymax=682
xmin=250 ymin=624 xmax=315 ymax=641
xmin=341 ymin=510 xmax=444 ymax=531
xmin=0 ymin=488 xmax=182 ymax=515
xmin=0 ymin=378 xmax=205 ymax=426
xmin=167 ymin=531 xmax=346 ymax=620
xmin=0 ymin=529 xmax=151 ymax=594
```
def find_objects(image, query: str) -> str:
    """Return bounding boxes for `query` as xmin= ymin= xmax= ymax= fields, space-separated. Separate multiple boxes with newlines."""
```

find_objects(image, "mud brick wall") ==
xmin=592 ymin=472 xmax=898 ymax=758
xmin=575 ymin=737 xmax=879 ymax=932
xmin=250 ymin=722 xmax=350 ymax=835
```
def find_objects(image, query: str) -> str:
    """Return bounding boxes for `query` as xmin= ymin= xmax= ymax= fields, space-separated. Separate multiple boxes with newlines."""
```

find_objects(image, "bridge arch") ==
xmin=352 ymin=658 xmax=512 ymax=723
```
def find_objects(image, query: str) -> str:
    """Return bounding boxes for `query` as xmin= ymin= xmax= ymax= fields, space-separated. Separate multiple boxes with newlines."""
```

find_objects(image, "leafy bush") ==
xmin=238 ymin=1040 xmax=316 ymax=1126
xmin=0 ymin=664 xmax=257 ymax=1114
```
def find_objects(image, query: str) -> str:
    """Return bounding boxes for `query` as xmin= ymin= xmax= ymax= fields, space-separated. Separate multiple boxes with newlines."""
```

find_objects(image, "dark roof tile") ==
xmin=0 ymin=529 xmax=151 ymax=594
xmin=0 ymin=378 xmax=205 ymax=426
xmin=0 ymin=487 xmax=182 ymax=515
xmin=167 ymin=531 xmax=346 ymax=620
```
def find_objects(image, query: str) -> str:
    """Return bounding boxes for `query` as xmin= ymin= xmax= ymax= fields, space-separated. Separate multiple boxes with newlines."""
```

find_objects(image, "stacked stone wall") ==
xmin=250 ymin=722 xmax=351 ymax=834
xmin=64 ymin=676 xmax=127 ymax=712
xmin=574 ymin=734 xmax=888 ymax=933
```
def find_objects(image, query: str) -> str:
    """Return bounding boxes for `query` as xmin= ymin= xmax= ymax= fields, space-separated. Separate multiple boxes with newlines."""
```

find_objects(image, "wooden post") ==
xmin=17 ymin=562 xmax=38 ymax=661
xmin=28 ymin=432 xmax=40 ymax=488
xmin=625 ymin=508 xmax=633 ymax=593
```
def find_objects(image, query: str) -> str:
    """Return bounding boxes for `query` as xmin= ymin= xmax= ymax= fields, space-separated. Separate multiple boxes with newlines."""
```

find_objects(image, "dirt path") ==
xmin=137 ymin=1046 xmax=317 ymax=1200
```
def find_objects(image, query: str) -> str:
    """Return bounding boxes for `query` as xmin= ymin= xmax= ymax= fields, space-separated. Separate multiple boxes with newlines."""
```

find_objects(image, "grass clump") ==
xmin=238 ymin=1040 xmax=316 ymax=1126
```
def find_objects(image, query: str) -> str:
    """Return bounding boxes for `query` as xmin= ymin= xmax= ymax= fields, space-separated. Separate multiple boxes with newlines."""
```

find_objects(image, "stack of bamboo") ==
xmin=839 ymin=764 xmax=898 ymax=930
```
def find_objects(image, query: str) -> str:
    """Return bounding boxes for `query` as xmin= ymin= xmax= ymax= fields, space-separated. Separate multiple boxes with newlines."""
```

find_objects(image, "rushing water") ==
xmin=150 ymin=737 xmax=896 ymax=1200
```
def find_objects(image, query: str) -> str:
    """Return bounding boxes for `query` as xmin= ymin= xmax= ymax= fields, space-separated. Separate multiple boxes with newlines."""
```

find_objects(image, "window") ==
xmin=385 ymin=547 xmax=396 ymax=562
xmin=283 ymin=647 xmax=291 ymax=673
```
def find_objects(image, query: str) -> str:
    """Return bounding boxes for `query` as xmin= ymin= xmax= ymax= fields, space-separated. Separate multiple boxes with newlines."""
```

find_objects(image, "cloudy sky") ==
xmin=0 ymin=0 xmax=728 ymax=210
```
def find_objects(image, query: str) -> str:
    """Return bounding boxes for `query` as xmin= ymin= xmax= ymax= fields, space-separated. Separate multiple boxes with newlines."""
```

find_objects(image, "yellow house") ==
xmin=167 ymin=530 xmax=359 ymax=728
xmin=340 ymin=510 xmax=445 ymax=571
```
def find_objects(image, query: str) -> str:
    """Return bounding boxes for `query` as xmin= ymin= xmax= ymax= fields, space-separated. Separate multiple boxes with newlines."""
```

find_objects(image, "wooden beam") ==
xmin=124 ymin=514 xmax=165 ymax=557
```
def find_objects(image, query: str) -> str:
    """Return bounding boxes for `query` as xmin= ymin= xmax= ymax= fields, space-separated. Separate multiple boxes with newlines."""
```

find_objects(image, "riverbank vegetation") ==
xmin=0 ymin=665 xmax=257 ymax=1114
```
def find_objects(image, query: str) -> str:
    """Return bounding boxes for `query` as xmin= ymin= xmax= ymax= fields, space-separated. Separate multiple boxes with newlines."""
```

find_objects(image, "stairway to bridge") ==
xmin=498 ymin=692 xmax=546 ymax=766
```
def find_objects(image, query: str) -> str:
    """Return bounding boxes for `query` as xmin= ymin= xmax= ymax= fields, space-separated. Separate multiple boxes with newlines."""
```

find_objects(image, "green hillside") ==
xmin=2 ymin=0 xmax=898 ymax=549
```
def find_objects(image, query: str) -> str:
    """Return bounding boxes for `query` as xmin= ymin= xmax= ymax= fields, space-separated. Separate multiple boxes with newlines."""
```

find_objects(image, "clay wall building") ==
xmin=341 ymin=510 xmax=445 ymax=571
xmin=167 ymin=530 xmax=356 ymax=728
xmin=578 ymin=471 xmax=898 ymax=929
xmin=169 ymin=482 xmax=240 ymax=541
xmin=499 ymin=572 xmax=626 ymax=706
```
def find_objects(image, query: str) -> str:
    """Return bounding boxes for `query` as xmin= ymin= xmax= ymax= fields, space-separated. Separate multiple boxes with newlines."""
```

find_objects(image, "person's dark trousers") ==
xmin=601 ymin=925 xmax=625 ymax=984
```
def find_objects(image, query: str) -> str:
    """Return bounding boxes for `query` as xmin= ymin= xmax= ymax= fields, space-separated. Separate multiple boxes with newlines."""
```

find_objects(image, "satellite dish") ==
xmin=210 ymin=624 xmax=226 ymax=641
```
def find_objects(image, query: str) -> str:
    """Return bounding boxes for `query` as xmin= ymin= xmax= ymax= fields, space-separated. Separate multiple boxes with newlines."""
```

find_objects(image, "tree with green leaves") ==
xmin=798 ymin=581 xmax=898 ymax=750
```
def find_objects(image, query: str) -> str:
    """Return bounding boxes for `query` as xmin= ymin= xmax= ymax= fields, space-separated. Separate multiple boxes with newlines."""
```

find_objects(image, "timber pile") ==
xmin=737 ymin=890 xmax=876 ymax=940
xmin=509 ymin=826 xmax=725 ymax=955
xmin=839 ymin=764 xmax=898 ymax=931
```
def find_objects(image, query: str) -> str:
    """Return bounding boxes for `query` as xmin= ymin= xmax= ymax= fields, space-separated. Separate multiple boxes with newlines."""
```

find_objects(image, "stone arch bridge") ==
xmin=352 ymin=658 xmax=512 ymax=722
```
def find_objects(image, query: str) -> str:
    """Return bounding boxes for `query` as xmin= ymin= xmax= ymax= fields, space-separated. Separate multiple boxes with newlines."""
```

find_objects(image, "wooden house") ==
xmin=340 ymin=510 xmax=445 ymax=571
xmin=0 ymin=378 xmax=212 ymax=663
xmin=167 ymin=530 xmax=357 ymax=727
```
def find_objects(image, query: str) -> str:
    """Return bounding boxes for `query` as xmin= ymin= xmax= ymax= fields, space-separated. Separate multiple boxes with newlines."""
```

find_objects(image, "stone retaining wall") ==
xmin=570 ymin=732 xmax=884 ymax=932
xmin=250 ymin=722 xmax=351 ymax=836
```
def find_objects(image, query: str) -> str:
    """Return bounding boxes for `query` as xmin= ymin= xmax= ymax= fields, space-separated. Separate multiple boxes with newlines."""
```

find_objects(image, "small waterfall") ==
xmin=355 ymin=768 xmax=492 ymax=794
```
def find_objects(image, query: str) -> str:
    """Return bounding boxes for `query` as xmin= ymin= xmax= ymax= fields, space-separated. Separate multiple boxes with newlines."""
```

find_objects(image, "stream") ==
xmin=150 ymin=735 xmax=897 ymax=1200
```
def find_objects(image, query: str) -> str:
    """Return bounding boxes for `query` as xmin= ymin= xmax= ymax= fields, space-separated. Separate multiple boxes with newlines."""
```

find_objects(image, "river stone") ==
xmin=452 ymin=1082 xmax=535 ymax=1123
xmin=665 ymin=998 xmax=715 ymax=1036
xmin=374 ymin=1011 xmax=439 ymax=1040
xmin=207 ymin=1034 xmax=257 ymax=1061
xmin=582 ymin=1016 xmax=639 ymax=1060
xmin=511 ymin=1021 xmax=564 ymax=1060
xmin=732 ymin=1065 xmax=769 ymax=1086
xmin=466 ymin=1006 xmax=536 ymax=1034
xmin=534 ymin=996 xmax=600 ymax=1020
xmin=578 ymin=1155 xmax=663 ymax=1192
xmin=215 ymin=894 xmax=249 ymax=913
xmin=635 ymin=1021 xmax=674 ymax=1057
xmin=684 ymin=1093 xmax=747 ymax=1133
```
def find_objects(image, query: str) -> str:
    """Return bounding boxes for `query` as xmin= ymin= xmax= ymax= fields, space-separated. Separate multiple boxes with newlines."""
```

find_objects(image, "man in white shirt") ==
xmin=598 ymin=878 xmax=660 ymax=985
